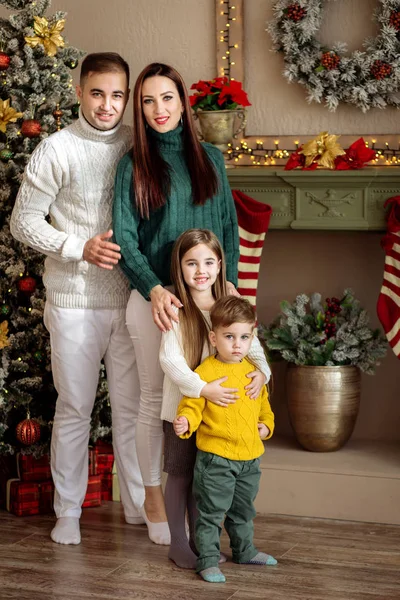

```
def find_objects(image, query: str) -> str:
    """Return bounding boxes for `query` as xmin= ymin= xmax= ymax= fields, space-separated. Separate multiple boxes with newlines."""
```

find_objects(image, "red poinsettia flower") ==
xmin=190 ymin=80 xmax=213 ymax=94
xmin=284 ymin=148 xmax=306 ymax=170
xmin=217 ymin=80 xmax=251 ymax=107
xmin=335 ymin=138 xmax=376 ymax=170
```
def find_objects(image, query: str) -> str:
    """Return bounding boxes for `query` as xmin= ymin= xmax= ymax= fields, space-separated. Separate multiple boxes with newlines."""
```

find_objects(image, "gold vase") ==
xmin=194 ymin=109 xmax=246 ymax=152
xmin=286 ymin=364 xmax=361 ymax=452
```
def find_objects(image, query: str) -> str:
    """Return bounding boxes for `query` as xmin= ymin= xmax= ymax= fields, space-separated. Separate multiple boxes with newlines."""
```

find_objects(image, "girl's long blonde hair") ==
xmin=171 ymin=229 xmax=228 ymax=370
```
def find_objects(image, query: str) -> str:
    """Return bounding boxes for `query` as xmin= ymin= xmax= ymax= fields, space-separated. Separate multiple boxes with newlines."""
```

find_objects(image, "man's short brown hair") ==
xmin=80 ymin=52 xmax=130 ymax=85
xmin=210 ymin=296 xmax=256 ymax=331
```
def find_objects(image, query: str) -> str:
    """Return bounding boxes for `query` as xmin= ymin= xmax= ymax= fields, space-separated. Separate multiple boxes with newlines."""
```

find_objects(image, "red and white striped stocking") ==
xmin=377 ymin=195 xmax=400 ymax=359
xmin=232 ymin=190 xmax=272 ymax=307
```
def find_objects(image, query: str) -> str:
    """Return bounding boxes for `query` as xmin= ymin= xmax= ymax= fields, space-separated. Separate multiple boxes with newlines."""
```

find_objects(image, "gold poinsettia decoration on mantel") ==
xmin=0 ymin=99 xmax=23 ymax=133
xmin=25 ymin=16 xmax=65 ymax=57
xmin=300 ymin=131 xmax=346 ymax=169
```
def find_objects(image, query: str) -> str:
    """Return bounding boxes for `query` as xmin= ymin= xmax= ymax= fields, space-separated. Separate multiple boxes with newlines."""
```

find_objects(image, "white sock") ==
xmin=50 ymin=517 xmax=81 ymax=545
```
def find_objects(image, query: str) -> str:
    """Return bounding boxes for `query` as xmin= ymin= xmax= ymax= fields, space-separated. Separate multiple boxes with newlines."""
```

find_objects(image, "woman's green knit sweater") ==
xmin=113 ymin=125 xmax=239 ymax=299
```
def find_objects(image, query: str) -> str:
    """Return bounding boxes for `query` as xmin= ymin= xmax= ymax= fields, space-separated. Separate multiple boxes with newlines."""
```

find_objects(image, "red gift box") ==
xmin=39 ymin=480 xmax=54 ymax=514
xmin=17 ymin=453 xmax=51 ymax=482
xmin=6 ymin=478 xmax=40 ymax=516
xmin=82 ymin=475 xmax=101 ymax=508
xmin=93 ymin=441 xmax=114 ymax=475
xmin=101 ymin=473 xmax=113 ymax=501
xmin=88 ymin=448 xmax=97 ymax=476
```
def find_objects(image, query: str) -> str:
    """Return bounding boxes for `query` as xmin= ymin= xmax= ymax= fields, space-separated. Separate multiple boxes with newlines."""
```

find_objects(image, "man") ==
xmin=11 ymin=53 xmax=145 ymax=545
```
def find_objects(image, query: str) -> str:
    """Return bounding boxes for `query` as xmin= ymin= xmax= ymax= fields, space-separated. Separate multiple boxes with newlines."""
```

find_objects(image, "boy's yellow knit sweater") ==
xmin=177 ymin=355 xmax=274 ymax=461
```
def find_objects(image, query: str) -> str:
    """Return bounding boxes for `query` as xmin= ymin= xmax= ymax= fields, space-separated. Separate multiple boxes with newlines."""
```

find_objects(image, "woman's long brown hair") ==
xmin=132 ymin=63 xmax=219 ymax=219
xmin=171 ymin=229 xmax=228 ymax=370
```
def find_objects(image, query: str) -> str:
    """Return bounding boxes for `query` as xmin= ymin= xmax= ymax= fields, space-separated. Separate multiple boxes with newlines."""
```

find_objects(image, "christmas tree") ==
xmin=0 ymin=0 xmax=111 ymax=458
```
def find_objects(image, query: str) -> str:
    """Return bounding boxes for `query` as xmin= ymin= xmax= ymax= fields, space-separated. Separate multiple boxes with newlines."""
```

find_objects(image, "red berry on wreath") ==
xmin=18 ymin=276 xmax=37 ymax=294
xmin=286 ymin=3 xmax=306 ymax=22
xmin=0 ymin=51 xmax=10 ymax=71
xmin=321 ymin=51 xmax=340 ymax=70
xmin=21 ymin=119 xmax=42 ymax=138
xmin=16 ymin=415 xmax=41 ymax=446
xmin=370 ymin=60 xmax=392 ymax=80
xmin=390 ymin=10 xmax=400 ymax=31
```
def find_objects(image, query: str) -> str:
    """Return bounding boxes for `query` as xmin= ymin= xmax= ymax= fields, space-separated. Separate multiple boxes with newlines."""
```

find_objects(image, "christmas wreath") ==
xmin=267 ymin=0 xmax=400 ymax=112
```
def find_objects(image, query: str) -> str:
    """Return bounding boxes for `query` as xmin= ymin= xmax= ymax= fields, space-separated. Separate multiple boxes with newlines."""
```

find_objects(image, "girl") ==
xmin=160 ymin=229 xmax=271 ymax=569
xmin=113 ymin=63 xmax=239 ymax=545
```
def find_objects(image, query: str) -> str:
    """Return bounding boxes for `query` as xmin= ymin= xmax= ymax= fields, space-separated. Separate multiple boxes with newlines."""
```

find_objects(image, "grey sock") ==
xmin=199 ymin=567 xmax=226 ymax=583
xmin=245 ymin=551 xmax=277 ymax=566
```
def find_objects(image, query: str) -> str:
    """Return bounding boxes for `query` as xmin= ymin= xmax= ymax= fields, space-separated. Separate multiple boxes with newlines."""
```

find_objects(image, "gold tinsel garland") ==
xmin=25 ymin=16 xmax=65 ymax=57
xmin=0 ymin=98 xmax=23 ymax=133
xmin=0 ymin=321 xmax=10 ymax=350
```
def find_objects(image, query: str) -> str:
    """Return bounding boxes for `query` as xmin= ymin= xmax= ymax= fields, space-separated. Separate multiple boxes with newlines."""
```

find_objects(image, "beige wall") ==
xmin=2 ymin=0 xmax=398 ymax=441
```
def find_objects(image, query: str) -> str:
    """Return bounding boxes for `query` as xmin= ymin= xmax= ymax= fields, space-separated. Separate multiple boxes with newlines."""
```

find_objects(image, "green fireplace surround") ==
xmin=226 ymin=167 xmax=400 ymax=231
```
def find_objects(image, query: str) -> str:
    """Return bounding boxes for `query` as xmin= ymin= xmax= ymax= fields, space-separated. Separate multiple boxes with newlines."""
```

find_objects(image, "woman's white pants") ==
xmin=44 ymin=303 xmax=145 ymax=519
xmin=125 ymin=290 xmax=164 ymax=487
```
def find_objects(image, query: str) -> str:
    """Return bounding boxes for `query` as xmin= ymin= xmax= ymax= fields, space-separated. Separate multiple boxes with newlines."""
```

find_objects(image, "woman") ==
xmin=112 ymin=63 xmax=240 ymax=545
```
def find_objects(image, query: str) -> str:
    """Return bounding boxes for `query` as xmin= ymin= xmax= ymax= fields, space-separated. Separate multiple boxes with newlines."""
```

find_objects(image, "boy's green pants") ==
xmin=193 ymin=450 xmax=261 ymax=572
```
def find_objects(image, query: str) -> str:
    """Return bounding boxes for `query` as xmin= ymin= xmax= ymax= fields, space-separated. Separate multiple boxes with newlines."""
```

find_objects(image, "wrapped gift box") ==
xmin=88 ymin=448 xmax=97 ymax=476
xmin=17 ymin=453 xmax=51 ymax=482
xmin=6 ymin=478 xmax=40 ymax=516
xmin=82 ymin=475 xmax=101 ymax=508
xmin=39 ymin=480 xmax=54 ymax=514
xmin=112 ymin=461 xmax=120 ymax=502
xmin=101 ymin=472 xmax=113 ymax=501
xmin=94 ymin=442 xmax=114 ymax=474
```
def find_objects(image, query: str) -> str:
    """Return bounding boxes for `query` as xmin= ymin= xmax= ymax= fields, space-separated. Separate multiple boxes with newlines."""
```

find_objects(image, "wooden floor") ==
xmin=1 ymin=503 xmax=400 ymax=600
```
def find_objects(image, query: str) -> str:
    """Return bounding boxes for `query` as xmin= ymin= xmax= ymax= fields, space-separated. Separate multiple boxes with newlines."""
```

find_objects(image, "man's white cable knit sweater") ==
xmin=159 ymin=307 xmax=272 ymax=423
xmin=10 ymin=111 xmax=131 ymax=309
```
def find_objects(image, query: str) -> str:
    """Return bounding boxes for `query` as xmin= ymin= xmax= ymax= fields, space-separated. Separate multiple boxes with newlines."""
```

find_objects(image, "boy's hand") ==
xmin=245 ymin=370 xmax=267 ymax=399
xmin=202 ymin=378 xmax=239 ymax=407
xmin=258 ymin=423 xmax=270 ymax=440
xmin=173 ymin=416 xmax=189 ymax=436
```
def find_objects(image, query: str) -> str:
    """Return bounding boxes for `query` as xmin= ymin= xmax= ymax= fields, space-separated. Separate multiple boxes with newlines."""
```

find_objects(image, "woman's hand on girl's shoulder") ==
xmin=150 ymin=285 xmax=182 ymax=332
xmin=226 ymin=282 xmax=240 ymax=297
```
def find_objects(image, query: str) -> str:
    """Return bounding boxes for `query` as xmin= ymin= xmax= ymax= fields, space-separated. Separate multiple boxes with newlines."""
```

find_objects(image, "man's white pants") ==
xmin=44 ymin=303 xmax=145 ymax=519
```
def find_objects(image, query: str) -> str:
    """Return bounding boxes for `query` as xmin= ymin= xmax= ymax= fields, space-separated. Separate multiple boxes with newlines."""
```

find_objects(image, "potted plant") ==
xmin=258 ymin=290 xmax=387 ymax=451
xmin=189 ymin=77 xmax=251 ymax=152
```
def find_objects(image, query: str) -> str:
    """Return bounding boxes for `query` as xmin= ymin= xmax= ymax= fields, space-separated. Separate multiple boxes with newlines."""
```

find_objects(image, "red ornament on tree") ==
xmin=16 ymin=415 xmax=41 ymax=446
xmin=286 ymin=3 xmax=306 ymax=22
xmin=371 ymin=60 xmax=392 ymax=80
xmin=21 ymin=119 xmax=42 ymax=138
xmin=321 ymin=51 xmax=340 ymax=70
xmin=0 ymin=51 xmax=10 ymax=71
xmin=18 ymin=276 xmax=37 ymax=294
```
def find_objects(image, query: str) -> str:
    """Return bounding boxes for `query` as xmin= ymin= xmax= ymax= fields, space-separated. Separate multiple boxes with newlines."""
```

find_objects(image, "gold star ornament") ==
xmin=0 ymin=321 xmax=10 ymax=350
xmin=300 ymin=131 xmax=346 ymax=169
xmin=25 ymin=16 xmax=65 ymax=57
xmin=0 ymin=99 xmax=23 ymax=134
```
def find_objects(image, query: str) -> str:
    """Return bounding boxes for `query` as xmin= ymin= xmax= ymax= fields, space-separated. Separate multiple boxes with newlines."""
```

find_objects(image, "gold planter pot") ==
xmin=194 ymin=109 xmax=246 ymax=152
xmin=286 ymin=364 xmax=361 ymax=452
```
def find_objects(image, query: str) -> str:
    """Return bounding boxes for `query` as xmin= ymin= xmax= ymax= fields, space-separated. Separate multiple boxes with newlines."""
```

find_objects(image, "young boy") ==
xmin=173 ymin=296 xmax=277 ymax=583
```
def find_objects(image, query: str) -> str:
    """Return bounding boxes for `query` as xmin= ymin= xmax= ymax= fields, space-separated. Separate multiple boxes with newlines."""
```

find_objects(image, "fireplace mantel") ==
xmin=227 ymin=167 xmax=400 ymax=231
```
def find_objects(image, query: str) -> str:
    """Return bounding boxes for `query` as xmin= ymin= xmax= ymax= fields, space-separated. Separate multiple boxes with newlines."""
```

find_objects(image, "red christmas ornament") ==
xmin=16 ymin=416 xmax=41 ymax=446
xmin=0 ymin=51 xmax=10 ymax=71
xmin=21 ymin=119 xmax=42 ymax=138
xmin=18 ymin=276 xmax=37 ymax=294
xmin=286 ymin=3 xmax=306 ymax=22
xmin=390 ymin=10 xmax=400 ymax=31
xmin=370 ymin=60 xmax=392 ymax=80
xmin=321 ymin=51 xmax=340 ymax=70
